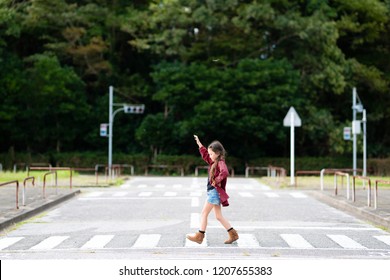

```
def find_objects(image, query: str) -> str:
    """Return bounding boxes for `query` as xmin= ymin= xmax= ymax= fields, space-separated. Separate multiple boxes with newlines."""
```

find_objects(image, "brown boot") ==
xmin=186 ymin=231 xmax=205 ymax=244
xmin=224 ymin=228 xmax=239 ymax=244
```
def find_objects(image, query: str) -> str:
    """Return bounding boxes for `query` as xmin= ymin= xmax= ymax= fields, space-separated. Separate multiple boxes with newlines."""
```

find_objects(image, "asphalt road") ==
xmin=1 ymin=176 xmax=390 ymax=259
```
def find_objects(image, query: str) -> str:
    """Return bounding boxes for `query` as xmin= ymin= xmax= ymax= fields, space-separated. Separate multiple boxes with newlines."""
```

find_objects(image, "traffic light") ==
xmin=123 ymin=104 xmax=145 ymax=114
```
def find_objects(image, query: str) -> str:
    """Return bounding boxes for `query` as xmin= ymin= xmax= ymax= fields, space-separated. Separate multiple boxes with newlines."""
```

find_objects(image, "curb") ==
xmin=308 ymin=190 xmax=390 ymax=230
xmin=0 ymin=190 xmax=81 ymax=232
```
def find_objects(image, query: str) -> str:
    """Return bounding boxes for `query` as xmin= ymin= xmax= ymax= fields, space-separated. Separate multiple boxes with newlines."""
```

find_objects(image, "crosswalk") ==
xmin=1 ymin=233 xmax=390 ymax=251
xmin=80 ymin=184 xmax=308 ymax=200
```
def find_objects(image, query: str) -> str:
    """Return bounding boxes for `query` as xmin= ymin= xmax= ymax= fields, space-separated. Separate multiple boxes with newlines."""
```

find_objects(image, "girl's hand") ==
xmin=193 ymin=135 xmax=202 ymax=147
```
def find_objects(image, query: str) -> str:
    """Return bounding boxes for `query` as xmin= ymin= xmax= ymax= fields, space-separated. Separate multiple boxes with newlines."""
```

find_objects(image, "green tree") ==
xmin=19 ymin=54 xmax=88 ymax=152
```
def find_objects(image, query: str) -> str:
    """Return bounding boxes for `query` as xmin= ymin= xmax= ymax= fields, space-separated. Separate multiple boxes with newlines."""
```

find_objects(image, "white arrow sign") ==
xmin=283 ymin=106 xmax=301 ymax=186
xmin=283 ymin=107 xmax=301 ymax=127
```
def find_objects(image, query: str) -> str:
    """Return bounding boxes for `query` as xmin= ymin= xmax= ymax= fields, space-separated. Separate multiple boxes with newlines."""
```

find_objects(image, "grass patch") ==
xmin=0 ymin=171 xmax=126 ymax=188
xmin=258 ymin=175 xmax=390 ymax=189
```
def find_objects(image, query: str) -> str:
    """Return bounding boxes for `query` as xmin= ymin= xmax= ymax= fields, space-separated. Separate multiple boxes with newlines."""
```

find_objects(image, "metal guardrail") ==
xmin=22 ymin=176 xmax=35 ymax=206
xmin=195 ymin=165 xmax=235 ymax=177
xmin=320 ymin=168 xmax=362 ymax=191
xmin=0 ymin=180 xmax=20 ymax=209
xmin=28 ymin=167 xmax=72 ymax=189
xmin=43 ymin=171 xmax=57 ymax=198
xmin=334 ymin=171 xmax=350 ymax=199
xmin=294 ymin=170 xmax=321 ymax=187
xmin=352 ymin=175 xmax=371 ymax=207
xmin=245 ymin=166 xmax=269 ymax=178
xmin=374 ymin=180 xmax=390 ymax=209
xmin=145 ymin=165 xmax=184 ymax=176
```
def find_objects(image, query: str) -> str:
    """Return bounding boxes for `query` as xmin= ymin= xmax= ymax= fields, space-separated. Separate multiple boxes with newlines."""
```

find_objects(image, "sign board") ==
xmin=352 ymin=120 xmax=361 ymax=135
xmin=100 ymin=123 xmax=108 ymax=137
xmin=343 ymin=127 xmax=352 ymax=140
xmin=283 ymin=107 xmax=302 ymax=127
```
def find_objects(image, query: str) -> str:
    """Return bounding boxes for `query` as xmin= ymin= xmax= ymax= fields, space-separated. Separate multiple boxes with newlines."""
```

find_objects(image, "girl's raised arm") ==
xmin=194 ymin=135 xmax=203 ymax=148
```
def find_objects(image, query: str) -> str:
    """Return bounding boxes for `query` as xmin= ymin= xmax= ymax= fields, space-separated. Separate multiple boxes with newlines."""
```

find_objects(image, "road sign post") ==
xmin=283 ymin=107 xmax=302 ymax=186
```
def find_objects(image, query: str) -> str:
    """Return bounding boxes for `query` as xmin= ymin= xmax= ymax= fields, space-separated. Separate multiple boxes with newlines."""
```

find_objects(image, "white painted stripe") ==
xmin=256 ymin=181 xmax=271 ymax=190
xmin=190 ymin=192 xmax=202 ymax=197
xmin=138 ymin=192 xmax=152 ymax=197
xmin=191 ymin=213 xmax=200 ymax=228
xmin=290 ymin=192 xmax=307 ymax=198
xmin=173 ymin=184 xmax=183 ymax=189
xmin=185 ymin=234 xmax=207 ymax=247
xmin=265 ymin=192 xmax=279 ymax=198
xmin=133 ymin=234 xmax=161 ymax=248
xmin=228 ymin=185 xmax=237 ymax=190
xmin=30 ymin=236 xmax=69 ymax=250
xmin=327 ymin=235 xmax=366 ymax=249
xmin=237 ymin=234 xmax=260 ymax=248
xmin=238 ymin=192 xmax=254 ymax=198
xmin=281 ymin=234 xmax=314 ymax=248
xmin=191 ymin=197 xmax=199 ymax=207
xmin=79 ymin=197 xmax=191 ymax=201
xmin=155 ymin=184 xmax=165 ymax=188
xmin=113 ymin=192 xmax=128 ymax=197
xmin=137 ymin=184 xmax=147 ymax=188
xmin=208 ymin=225 xmax=381 ymax=231
xmin=81 ymin=235 xmax=114 ymax=249
xmin=163 ymin=192 xmax=177 ymax=197
xmin=0 ymin=237 xmax=24 ymax=250
xmin=244 ymin=185 xmax=254 ymax=190
xmin=86 ymin=192 xmax=104 ymax=197
xmin=374 ymin=235 xmax=390 ymax=246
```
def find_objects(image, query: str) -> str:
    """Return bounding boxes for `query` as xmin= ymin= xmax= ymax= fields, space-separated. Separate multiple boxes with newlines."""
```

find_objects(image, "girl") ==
xmin=186 ymin=135 xmax=239 ymax=244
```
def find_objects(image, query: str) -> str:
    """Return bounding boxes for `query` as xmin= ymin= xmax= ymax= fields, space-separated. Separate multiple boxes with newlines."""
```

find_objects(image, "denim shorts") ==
xmin=207 ymin=188 xmax=220 ymax=205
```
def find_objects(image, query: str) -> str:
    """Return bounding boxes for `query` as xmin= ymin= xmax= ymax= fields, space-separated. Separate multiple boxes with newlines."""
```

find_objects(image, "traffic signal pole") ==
xmin=108 ymin=86 xmax=114 ymax=179
xmin=107 ymin=86 xmax=145 ymax=180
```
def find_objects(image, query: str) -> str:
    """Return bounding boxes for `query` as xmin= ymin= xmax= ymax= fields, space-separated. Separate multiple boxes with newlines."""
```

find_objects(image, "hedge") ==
xmin=0 ymin=152 xmax=389 ymax=176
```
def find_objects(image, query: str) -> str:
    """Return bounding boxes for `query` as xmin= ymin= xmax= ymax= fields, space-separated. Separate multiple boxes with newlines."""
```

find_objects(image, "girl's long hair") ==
xmin=208 ymin=140 xmax=226 ymax=180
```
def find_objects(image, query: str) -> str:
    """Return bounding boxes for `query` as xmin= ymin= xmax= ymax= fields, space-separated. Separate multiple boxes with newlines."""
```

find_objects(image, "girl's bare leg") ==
xmin=213 ymin=204 xmax=232 ymax=230
xmin=199 ymin=201 xmax=214 ymax=231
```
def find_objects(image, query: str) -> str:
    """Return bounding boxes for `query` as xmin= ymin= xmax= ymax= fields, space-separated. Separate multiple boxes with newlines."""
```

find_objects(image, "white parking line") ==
xmin=30 ymin=236 xmax=69 ymax=250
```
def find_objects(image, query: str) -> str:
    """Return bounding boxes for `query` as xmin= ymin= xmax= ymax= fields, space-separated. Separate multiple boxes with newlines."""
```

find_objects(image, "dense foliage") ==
xmin=1 ymin=0 xmax=389 ymax=161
